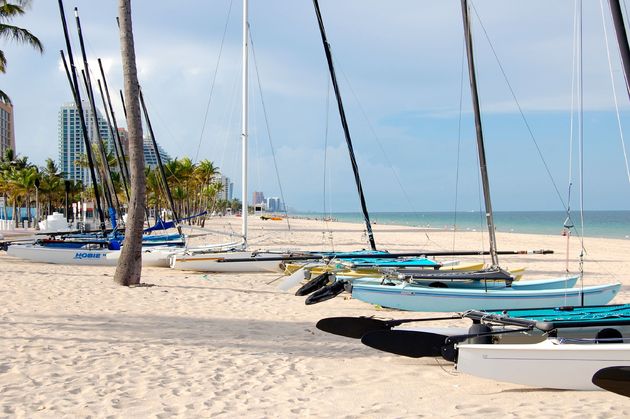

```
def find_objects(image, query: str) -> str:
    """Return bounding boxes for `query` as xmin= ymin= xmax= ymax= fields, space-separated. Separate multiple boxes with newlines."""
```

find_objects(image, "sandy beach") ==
xmin=1 ymin=215 xmax=630 ymax=418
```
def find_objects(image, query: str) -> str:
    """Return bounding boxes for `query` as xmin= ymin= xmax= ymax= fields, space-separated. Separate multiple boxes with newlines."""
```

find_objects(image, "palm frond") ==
xmin=0 ymin=4 xmax=26 ymax=20
xmin=0 ymin=50 xmax=6 ymax=73
xmin=0 ymin=25 xmax=43 ymax=53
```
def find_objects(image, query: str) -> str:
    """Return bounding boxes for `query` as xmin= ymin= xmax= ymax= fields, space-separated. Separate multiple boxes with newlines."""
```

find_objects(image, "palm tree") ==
xmin=145 ymin=167 xmax=162 ymax=222
xmin=194 ymin=159 xmax=218 ymax=220
xmin=38 ymin=158 xmax=65 ymax=216
xmin=1 ymin=150 xmax=35 ymax=227
xmin=11 ymin=165 xmax=37 ymax=226
xmin=113 ymin=0 xmax=145 ymax=287
xmin=0 ymin=0 xmax=43 ymax=103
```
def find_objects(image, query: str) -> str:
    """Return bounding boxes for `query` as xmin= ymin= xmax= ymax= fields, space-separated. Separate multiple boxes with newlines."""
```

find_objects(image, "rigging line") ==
xmin=216 ymin=65 xmax=242 ymax=191
xmin=194 ymin=0 xmax=234 ymax=163
xmin=140 ymin=93 xmax=179 ymax=161
xmin=453 ymin=34 xmax=466 ymax=253
xmin=469 ymin=2 xmax=568 ymax=211
xmin=600 ymin=0 xmax=630 ymax=185
xmin=577 ymin=0 xmax=586 ymax=303
xmin=578 ymin=0 xmax=586 ymax=249
xmin=562 ymin=0 xmax=589 ymax=247
xmin=248 ymin=25 xmax=291 ymax=231
xmin=323 ymin=73 xmax=334 ymax=237
xmin=334 ymin=59 xmax=418 ymax=215
xmin=567 ymin=0 xmax=579 ymax=225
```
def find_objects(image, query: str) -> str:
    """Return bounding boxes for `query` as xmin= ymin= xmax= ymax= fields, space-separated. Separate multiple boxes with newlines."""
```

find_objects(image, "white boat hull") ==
xmin=7 ymin=244 xmax=175 ymax=267
xmin=170 ymin=250 xmax=285 ymax=273
xmin=7 ymin=244 xmax=115 ymax=266
xmin=349 ymin=282 xmax=621 ymax=312
xmin=456 ymin=339 xmax=630 ymax=390
xmin=106 ymin=247 xmax=179 ymax=268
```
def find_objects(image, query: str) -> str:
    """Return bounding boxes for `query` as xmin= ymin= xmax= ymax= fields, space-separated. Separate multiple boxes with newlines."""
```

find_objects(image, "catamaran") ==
xmin=4 ymin=2 xmax=186 ymax=267
xmin=298 ymin=0 xmax=622 ymax=309
xmin=355 ymin=304 xmax=630 ymax=390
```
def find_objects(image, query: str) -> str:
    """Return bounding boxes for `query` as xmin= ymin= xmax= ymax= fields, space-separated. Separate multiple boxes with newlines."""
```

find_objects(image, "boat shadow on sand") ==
xmin=0 ymin=314 xmax=373 ymax=358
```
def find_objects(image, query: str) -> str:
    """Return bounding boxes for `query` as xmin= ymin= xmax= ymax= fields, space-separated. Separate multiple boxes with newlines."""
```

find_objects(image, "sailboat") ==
xmin=168 ymin=0 xmax=408 ymax=273
xmin=6 ymin=2 xmax=184 ymax=267
xmin=167 ymin=0 xmax=302 ymax=273
xmin=365 ymin=0 xmax=630 ymax=390
xmin=302 ymin=0 xmax=621 ymax=309
xmin=350 ymin=304 xmax=630 ymax=390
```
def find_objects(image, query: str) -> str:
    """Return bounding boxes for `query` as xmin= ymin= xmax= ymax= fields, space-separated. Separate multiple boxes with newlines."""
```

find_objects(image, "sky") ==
xmin=3 ymin=0 xmax=630 ymax=212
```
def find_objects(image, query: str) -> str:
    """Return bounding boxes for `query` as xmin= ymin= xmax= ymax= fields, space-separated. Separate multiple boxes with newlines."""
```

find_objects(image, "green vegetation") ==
xmin=0 ymin=148 xmax=241 ymax=227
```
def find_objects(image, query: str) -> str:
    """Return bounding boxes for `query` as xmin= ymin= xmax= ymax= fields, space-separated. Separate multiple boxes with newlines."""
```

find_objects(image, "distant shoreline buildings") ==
xmin=0 ymin=100 xmax=15 ymax=157
xmin=213 ymin=174 xmax=234 ymax=202
xmin=252 ymin=191 xmax=284 ymax=212
xmin=57 ymin=102 xmax=174 ymax=183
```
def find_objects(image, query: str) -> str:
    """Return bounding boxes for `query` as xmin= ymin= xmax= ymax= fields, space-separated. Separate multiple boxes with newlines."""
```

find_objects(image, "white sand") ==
xmin=1 ymin=216 xmax=629 ymax=418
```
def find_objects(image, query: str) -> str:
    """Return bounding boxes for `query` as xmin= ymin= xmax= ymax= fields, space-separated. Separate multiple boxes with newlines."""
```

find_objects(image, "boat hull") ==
xmin=7 ymin=244 xmax=175 ymax=267
xmin=7 ymin=244 xmax=115 ymax=266
xmin=170 ymin=250 xmax=285 ymax=273
xmin=349 ymin=282 xmax=620 ymax=312
xmin=456 ymin=339 xmax=630 ymax=390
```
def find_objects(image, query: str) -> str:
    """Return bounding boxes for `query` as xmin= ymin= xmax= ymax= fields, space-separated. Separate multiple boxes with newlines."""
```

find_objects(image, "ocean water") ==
xmin=292 ymin=211 xmax=630 ymax=239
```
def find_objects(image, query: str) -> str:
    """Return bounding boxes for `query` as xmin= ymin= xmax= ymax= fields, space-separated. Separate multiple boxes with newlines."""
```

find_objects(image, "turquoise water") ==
xmin=291 ymin=211 xmax=630 ymax=239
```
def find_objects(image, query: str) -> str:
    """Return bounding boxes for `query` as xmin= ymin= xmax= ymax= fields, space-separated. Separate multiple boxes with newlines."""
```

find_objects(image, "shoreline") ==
xmin=287 ymin=210 xmax=630 ymax=240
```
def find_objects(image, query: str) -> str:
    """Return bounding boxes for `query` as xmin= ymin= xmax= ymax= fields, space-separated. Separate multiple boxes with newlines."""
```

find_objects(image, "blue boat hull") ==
xmin=349 ymin=282 xmax=621 ymax=312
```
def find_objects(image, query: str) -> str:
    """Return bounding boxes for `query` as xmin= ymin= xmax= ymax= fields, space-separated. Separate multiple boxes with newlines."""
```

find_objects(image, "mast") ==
xmin=311 ymin=0 xmax=377 ymax=250
xmin=138 ymin=87 xmax=182 ymax=234
xmin=74 ymin=8 xmax=120 ymax=216
xmin=241 ymin=0 xmax=249 ymax=246
xmin=57 ymin=0 xmax=106 ymax=231
xmin=97 ymin=59 xmax=131 ymax=198
xmin=96 ymin=78 xmax=130 ymax=201
xmin=460 ymin=0 xmax=499 ymax=266
xmin=608 ymin=0 xmax=630 ymax=100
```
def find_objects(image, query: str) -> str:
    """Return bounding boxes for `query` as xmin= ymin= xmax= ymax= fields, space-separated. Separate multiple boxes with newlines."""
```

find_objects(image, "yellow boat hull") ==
xmin=283 ymin=262 xmax=526 ymax=279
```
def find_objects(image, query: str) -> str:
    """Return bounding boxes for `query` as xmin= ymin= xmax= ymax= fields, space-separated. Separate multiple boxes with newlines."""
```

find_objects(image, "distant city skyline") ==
xmin=4 ymin=1 xmax=630 ymax=211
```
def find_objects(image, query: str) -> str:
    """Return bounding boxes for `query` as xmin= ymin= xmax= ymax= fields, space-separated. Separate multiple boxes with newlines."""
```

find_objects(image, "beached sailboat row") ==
xmin=284 ymin=0 xmax=621 ymax=311
xmin=308 ymin=0 xmax=630 ymax=394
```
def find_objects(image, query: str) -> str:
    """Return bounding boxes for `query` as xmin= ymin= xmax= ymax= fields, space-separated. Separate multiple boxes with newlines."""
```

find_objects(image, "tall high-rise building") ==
xmin=58 ymin=102 xmax=113 ymax=185
xmin=266 ymin=197 xmax=282 ymax=212
xmin=143 ymin=135 xmax=171 ymax=168
xmin=0 ymin=100 xmax=15 ymax=157
xmin=117 ymin=128 xmax=171 ymax=168
xmin=252 ymin=191 xmax=265 ymax=206
xmin=212 ymin=174 xmax=232 ymax=201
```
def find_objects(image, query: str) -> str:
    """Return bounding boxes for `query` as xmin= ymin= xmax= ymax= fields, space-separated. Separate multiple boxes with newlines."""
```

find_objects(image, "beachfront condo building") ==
xmin=143 ymin=135 xmax=172 ymax=168
xmin=212 ymin=174 xmax=233 ymax=202
xmin=253 ymin=191 xmax=265 ymax=205
xmin=116 ymin=128 xmax=172 ymax=169
xmin=0 ymin=100 xmax=15 ymax=157
xmin=266 ymin=197 xmax=283 ymax=212
xmin=58 ymin=102 xmax=113 ymax=185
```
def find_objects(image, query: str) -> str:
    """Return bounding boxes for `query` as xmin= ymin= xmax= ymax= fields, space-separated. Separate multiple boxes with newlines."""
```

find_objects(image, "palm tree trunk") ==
xmin=12 ymin=198 xmax=18 ymax=228
xmin=113 ymin=0 xmax=146 ymax=286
